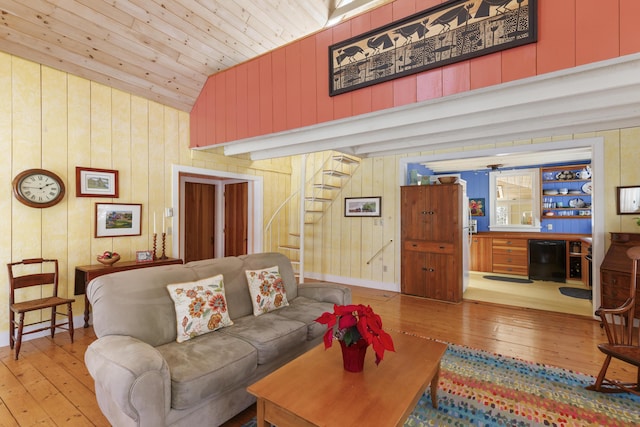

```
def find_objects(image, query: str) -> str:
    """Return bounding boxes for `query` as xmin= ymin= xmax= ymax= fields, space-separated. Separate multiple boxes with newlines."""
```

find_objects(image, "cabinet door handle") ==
xmin=421 ymin=211 xmax=428 ymax=214
xmin=412 ymin=243 xmax=418 ymax=247
xmin=422 ymin=267 xmax=435 ymax=272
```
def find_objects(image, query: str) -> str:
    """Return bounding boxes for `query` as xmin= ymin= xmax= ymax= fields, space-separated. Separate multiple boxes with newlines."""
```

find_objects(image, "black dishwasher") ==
xmin=528 ymin=240 xmax=566 ymax=282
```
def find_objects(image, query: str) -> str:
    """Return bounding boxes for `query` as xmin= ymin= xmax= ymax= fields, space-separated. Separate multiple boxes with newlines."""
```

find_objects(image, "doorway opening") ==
xmin=171 ymin=165 xmax=263 ymax=262
xmin=398 ymin=138 xmax=603 ymax=318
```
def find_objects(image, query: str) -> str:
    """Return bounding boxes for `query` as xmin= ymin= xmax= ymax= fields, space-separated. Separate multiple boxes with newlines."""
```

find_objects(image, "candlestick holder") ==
xmin=160 ymin=232 xmax=168 ymax=260
xmin=152 ymin=233 xmax=157 ymax=260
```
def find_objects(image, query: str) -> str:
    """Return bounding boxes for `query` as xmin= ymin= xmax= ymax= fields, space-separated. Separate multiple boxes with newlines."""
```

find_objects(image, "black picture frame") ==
xmin=329 ymin=0 xmax=537 ymax=96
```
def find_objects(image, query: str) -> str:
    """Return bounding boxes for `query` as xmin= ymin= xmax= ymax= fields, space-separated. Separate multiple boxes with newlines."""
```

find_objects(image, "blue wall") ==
xmin=407 ymin=161 xmax=591 ymax=234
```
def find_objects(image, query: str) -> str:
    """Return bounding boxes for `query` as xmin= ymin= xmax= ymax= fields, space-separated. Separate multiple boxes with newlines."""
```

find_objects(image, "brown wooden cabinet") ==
xmin=600 ymin=232 xmax=640 ymax=317
xmin=470 ymin=235 xmax=492 ymax=272
xmin=492 ymin=238 xmax=528 ymax=275
xmin=401 ymin=184 xmax=462 ymax=302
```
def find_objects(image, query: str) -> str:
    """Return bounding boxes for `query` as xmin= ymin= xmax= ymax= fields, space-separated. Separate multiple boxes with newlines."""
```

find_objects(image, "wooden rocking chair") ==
xmin=587 ymin=246 xmax=640 ymax=394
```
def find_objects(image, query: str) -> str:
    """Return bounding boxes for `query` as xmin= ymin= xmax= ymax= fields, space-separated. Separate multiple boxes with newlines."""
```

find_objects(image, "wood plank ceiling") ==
xmin=0 ymin=0 xmax=387 ymax=112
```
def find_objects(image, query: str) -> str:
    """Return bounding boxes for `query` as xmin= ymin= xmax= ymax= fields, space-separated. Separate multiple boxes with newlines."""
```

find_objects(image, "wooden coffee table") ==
xmin=247 ymin=330 xmax=447 ymax=427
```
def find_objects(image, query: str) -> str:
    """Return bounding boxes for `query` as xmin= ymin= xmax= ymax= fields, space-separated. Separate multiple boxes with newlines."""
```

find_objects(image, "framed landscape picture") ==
xmin=344 ymin=197 xmax=382 ymax=217
xmin=76 ymin=167 xmax=119 ymax=198
xmin=95 ymin=203 xmax=142 ymax=238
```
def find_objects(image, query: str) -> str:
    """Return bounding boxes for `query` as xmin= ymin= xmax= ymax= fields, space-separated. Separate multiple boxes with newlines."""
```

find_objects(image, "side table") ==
xmin=75 ymin=257 xmax=183 ymax=327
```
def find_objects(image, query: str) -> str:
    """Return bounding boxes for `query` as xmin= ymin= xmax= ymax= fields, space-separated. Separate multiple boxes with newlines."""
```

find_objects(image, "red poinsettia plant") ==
xmin=315 ymin=304 xmax=395 ymax=365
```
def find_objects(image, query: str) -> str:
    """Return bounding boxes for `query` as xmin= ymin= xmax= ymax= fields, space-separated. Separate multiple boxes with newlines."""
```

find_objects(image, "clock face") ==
xmin=12 ymin=169 xmax=66 ymax=208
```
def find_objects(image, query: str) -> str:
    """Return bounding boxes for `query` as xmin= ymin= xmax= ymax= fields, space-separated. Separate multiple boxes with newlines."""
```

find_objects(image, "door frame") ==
xmin=172 ymin=165 xmax=263 ymax=260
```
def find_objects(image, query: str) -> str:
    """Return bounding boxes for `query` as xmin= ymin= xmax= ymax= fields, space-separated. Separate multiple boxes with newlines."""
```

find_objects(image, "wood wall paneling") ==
xmin=285 ymin=43 xmax=302 ymax=130
xmin=536 ymin=0 xmax=575 ymax=74
xmin=246 ymin=60 xmax=261 ymax=138
xmin=621 ymin=0 xmax=640 ymax=55
xmin=416 ymin=68 xmax=443 ymax=102
xmin=501 ymin=44 xmax=537 ymax=83
xmin=271 ymin=48 xmax=288 ymax=133
xmin=225 ymin=71 xmax=238 ymax=142
xmin=235 ymin=62 xmax=249 ymax=140
xmin=215 ymin=73 xmax=227 ymax=143
xmin=469 ymin=53 xmax=502 ymax=90
xmin=258 ymin=55 xmax=274 ymax=135
xmin=442 ymin=61 xmax=471 ymax=96
xmin=575 ymin=0 xmax=620 ymax=66
xmin=299 ymin=36 xmax=318 ymax=127
xmin=315 ymin=31 xmax=333 ymax=124
xmin=393 ymin=75 xmax=417 ymax=108
xmin=332 ymin=21 xmax=354 ymax=121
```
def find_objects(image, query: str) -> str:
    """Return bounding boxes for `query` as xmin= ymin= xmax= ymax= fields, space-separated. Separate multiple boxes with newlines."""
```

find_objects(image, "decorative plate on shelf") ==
xmin=569 ymin=198 xmax=586 ymax=208
xmin=543 ymin=172 xmax=555 ymax=181
xmin=582 ymin=182 xmax=592 ymax=194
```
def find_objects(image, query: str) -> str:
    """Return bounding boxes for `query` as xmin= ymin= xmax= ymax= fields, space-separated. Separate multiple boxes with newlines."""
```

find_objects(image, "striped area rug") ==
xmin=243 ymin=342 xmax=640 ymax=427
xmin=404 ymin=343 xmax=640 ymax=426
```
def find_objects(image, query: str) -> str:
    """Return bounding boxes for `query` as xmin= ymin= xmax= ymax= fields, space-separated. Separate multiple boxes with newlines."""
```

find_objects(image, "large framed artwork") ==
xmin=329 ymin=0 xmax=537 ymax=96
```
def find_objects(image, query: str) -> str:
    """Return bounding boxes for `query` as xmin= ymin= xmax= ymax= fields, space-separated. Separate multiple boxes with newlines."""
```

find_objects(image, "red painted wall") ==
xmin=190 ymin=0 xmax=637 ymax=148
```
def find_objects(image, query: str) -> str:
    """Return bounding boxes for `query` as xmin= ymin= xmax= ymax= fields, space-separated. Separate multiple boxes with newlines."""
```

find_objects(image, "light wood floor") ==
xmin=0 ymin=286 xmax=634 ymax=427
xmin=464 ymin=272 xmax=594 ymax=317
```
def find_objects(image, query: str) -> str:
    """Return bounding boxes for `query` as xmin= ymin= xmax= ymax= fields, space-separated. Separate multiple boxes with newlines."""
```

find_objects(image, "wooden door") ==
xmin=401 ymin=251 xmax=427 ymax=297
xmin=184 ymin=182 xmax=215 ymax=262
xmin=470 ymin=235 xmax=493 ymax=272
xmin=425 ymin=253 xmax=457 ymax=301
xmin=401 ymin=186 xmax=428 ymax=241
xmin=429 ymin=184 xmax=459 ymax=243
xmin=224 ymin=182 xmax=248 ymax=256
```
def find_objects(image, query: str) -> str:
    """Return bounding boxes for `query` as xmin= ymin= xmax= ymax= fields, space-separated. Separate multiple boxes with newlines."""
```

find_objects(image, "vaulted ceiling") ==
xmin=0 ymin=0 xmax=388 ymax=112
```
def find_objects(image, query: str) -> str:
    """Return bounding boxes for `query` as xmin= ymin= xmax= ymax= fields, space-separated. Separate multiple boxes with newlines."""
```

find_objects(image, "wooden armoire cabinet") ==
xmin=401 ymin=184 xmax=463 ymax=303
xmin=600 ymin=232 xmax=640 ymax=317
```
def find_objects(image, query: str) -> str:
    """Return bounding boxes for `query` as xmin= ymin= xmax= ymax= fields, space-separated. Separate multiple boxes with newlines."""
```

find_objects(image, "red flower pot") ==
xmin=340 ymin=339 xmax=368 ymax=372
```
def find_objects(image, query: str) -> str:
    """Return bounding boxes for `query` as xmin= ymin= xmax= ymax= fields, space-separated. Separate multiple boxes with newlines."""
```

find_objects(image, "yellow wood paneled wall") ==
xmin=0 ymin=52 xmax=292 ymax=338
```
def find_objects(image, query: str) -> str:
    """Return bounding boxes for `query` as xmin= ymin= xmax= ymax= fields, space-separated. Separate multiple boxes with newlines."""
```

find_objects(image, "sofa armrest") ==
xmin=298 ymin=282 xmax=352 ymax=305
xmin=85 ymin=335 xmax=171 ymax=427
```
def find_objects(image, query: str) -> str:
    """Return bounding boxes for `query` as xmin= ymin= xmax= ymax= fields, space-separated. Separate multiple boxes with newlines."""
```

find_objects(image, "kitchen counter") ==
xmin=470 ymin=232 xmax=591 ymax=282
xmin=473 ymin=231 xmax=591 ymax=240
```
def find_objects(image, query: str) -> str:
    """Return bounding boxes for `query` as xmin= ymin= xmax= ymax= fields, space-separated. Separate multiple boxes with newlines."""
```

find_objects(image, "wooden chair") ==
xmin=587 ymin=246 xmax=640 ymax=394
xmin=7 ymin=258 xmax=75 ymax=360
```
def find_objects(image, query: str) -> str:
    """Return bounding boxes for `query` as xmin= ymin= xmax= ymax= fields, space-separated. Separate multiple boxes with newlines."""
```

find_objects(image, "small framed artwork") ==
xmin=76 ymin=167 xmax=119 ymax=198
xmin=469 ymin=198 xmax=485 ymax=217
xmin=136 ymin=250 xmax=154 ymax=263
xmin=95 ymin=203 xmax=142 ymax=238
xmin=344 ymin=197 xmax=381 ymax=217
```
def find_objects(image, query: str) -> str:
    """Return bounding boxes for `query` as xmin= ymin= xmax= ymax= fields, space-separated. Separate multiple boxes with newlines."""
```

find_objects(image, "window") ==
xmin=489 ymin=168 xmax=541 ymax=232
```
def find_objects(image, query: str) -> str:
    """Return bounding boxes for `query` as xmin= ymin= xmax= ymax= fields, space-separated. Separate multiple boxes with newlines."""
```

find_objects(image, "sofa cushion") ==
xmin=245 ymin=265 xmax=289 ymax=315
xmin=221 ymin=313 xmax=306 ymax=364
xmin=166 ymin=275 xmax=234 ymax=343
xmin=156 ymin=332 xmax=257 ymax=410
xmin=274 ymin=296 xmax=335 ymax=341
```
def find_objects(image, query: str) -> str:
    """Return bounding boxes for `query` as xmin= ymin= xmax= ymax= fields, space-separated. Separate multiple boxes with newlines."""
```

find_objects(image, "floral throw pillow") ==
xmin=166 ymin=274 xmax=233 ymax=343
xmin=245 ymin=265 xmax=289 ymax=316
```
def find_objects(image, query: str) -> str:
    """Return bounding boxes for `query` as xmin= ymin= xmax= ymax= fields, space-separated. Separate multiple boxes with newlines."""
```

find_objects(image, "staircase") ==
xmin=264 ymin=152 xmax=360 ymax=278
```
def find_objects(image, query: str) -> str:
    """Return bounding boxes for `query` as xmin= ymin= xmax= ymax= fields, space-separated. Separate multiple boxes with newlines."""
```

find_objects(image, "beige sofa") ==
xmin=84 ymin=252 xmax=351 ymax=427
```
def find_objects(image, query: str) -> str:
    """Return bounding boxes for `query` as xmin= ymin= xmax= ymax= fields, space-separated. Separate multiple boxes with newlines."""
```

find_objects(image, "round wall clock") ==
xmin=12 ymin=168 xmax=66 ymax=208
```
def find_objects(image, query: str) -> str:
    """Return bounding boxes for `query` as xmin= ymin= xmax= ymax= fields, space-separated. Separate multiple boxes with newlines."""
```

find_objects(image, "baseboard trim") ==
xmin=303 ymin=271 xmax=400 ymax=293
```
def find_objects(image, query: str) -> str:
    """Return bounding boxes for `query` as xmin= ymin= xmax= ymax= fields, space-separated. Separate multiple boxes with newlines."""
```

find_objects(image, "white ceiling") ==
xmin=0 ymin=0 xmax=389 ymax=112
